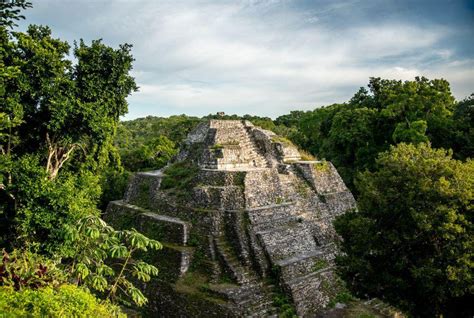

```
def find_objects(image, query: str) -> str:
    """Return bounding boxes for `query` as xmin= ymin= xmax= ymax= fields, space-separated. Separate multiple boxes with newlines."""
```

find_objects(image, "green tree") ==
xmin=120 ymin=135 xmax=177 ymax=172
xmin=5 ymin=155 xmax=101 ymax=254
xmin=4 ymin=25 xmax=137 ymax=179
xmin=334 ymin=143 xmax=473 ymax=317
xmin=0 ymin=9 xmax=137 ymax=251
xmin=449 ymin=94 xmax=473 ymax=160
xmin=319 ymin=107 xmax=378 ymax=187
xmin=1 ymin=3 xmax=162 ymax=313
xmin=0 ymin=0 xmax=31 ymax=29
xmin=286 ymin=77 xmax=459 ymax=189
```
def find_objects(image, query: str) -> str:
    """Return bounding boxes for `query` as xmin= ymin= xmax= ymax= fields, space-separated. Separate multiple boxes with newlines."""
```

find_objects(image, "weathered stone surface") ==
xmin=105 ymin=120 xmax=356 ymax=317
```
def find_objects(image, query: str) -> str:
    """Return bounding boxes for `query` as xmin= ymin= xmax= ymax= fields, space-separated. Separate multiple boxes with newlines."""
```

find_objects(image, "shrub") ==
xmin=5 ymin=155 xmax=101 ymax=256
xmin=64 ymin=216 xmax=162 ymax=307
xmin=0 ymin=284 xmax=124 ymax=317
xmin=0 ymin=249 xmax=65 ymax=290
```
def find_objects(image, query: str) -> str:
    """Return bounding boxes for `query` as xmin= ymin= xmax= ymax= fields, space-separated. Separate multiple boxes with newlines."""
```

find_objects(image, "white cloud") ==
xmin=21 ymin=0 xmax=474 ymax=119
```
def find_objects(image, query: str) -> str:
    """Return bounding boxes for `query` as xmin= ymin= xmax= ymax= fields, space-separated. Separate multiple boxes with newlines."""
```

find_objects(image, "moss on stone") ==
xmin=105 ymin=203 xmax=142 ymax=230
xmin=233 ymin=171 xmax=246 ymax=188
xmin=210 ymin=144 xmax=223 ymax=150
xmin=129 ymin=176 xmax=153 ymax=209
xmin=312 ymin=259 xmax=329 ymax=272
xmin=266 ymin=272 xmax=297 ymax=317
xmin=174 ymin=272 xmax=226 ymax=305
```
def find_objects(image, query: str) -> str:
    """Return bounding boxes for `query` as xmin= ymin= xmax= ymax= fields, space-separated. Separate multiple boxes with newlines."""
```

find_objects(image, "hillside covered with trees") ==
xmin=1 ymin=1 xmax=472 ymax=317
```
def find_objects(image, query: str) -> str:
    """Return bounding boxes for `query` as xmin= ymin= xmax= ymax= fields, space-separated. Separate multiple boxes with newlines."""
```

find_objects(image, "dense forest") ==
xmin=1 ymin=1 xmax=472 ymax=317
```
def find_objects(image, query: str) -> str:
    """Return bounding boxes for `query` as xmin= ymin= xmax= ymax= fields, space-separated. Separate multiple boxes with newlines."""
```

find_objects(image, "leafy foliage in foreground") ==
xmin=65 ymin=216 xmax=162 ymax=306
xmin=0 ymin=249 xmax=64 ymax=290
xmin=1 ymin=215 xmax=162 ymax=308
xmin=0 ymin=284 xmax=124 ymax=317
xmin=0 ymin=248 xmax=124 ymax=317
xmin=334 ymin=143 xmax=473 ymax=317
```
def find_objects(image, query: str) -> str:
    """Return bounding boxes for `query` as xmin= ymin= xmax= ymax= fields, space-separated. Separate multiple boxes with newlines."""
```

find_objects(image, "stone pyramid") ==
xmin=105 ymin=120 xmax=356 ymax=317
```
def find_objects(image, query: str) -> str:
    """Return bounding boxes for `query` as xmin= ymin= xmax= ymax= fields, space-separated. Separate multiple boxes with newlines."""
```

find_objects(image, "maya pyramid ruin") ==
xmin=105 ymin=119 xmax=356 ymax=317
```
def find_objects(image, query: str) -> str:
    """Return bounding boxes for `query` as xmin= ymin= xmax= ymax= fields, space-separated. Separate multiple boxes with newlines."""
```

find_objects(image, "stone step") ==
xmin=244 ymin=301 xmax=277 ymax=317
xmin=208 ymin=283 xmax=269 ymax=304
xmin=275 ymin=248 xmax=334 ymax=281
xmin=256 ymin=223 xmax=318 ymax=261
xmin=246 ymin=202 xmax=295 ymax=225
xmin=236 ymin=293 xmax=269 ymax=307
xmin=251 ymin=215 xmax=302 ymax=232
xmin=282 ymin=267 xmax=336 ymax=317
xmin=214 ymin=237 xmax=259 ymax=285
xmin=207 ymin=282 xmax=278 ymax=318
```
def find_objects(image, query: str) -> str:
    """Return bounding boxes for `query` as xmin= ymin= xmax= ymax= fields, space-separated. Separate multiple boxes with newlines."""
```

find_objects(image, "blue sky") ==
xmin=18 ymin=0 xmax=474 ymax=120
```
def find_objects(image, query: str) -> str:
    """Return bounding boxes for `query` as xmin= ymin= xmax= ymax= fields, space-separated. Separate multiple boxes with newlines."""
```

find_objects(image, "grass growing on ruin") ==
xmin=295 ymin=179 xmax=311 ymax=199
xmin=210 ymin=144 xmax=223 ymax=150
xmin=222 ymin=139 xmax=240 ymax=146
xmin=175 ymin=272 xmax=208 ymax=295
xmin=234 ymin=171 xmax=246 ymax=188
xmin=313 ymin=160 xmax=330 ymax=172
xmin=271 ymin=136 xmax=294 ymax=146
xmin=268 ymin=267 xmax=298 ymax=318
xmin=161 ymin=161 xmax=200 ymax=192
xmin=300 ymin=150 xmax=316 ymax=161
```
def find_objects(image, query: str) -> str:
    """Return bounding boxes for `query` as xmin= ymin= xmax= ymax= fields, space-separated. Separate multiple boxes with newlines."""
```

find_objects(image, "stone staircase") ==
xmin=206 ymin=282 xmax=278 ymax=318
xmin=207 ymin=120 xmax=268 ymax=169
xmin=211 ymin=233 xmax=280 ymax=317
xmin=214 ymin=236 xmax=258 ymax=285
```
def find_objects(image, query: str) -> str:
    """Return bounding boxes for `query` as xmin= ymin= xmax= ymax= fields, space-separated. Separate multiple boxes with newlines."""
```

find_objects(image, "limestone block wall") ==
xmin=272 ymin=142 xmax=301 ymax=162
xmin=124 ymin=172 xmax=163 ymax=209
xmin=105 ymin=201 xmax=193 ymax=283
xmin=244 ymin=169 xmax=282 ymax=208
xmin=249 ymin=127 xmax=275 ymax=160
xmin=295 ymin=161 xmax=348 ymax=194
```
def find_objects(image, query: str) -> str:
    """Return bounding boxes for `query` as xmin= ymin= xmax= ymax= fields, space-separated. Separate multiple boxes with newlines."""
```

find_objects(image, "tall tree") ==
xmin=334 ymin=143 xmax=473 ymax=317
xmin=0 ymin=6 xmax=137 ymax=251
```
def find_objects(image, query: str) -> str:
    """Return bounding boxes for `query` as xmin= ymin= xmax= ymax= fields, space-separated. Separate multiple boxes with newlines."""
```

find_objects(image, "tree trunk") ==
xmin=45 ymin=133 xmax=78 ymax=180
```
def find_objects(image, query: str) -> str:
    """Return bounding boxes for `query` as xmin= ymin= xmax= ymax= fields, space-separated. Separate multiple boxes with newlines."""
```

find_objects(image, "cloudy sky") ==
xmin=18 ymin=0 xmax=474 ymax=119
